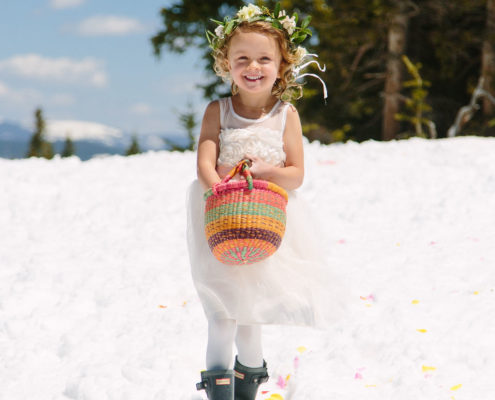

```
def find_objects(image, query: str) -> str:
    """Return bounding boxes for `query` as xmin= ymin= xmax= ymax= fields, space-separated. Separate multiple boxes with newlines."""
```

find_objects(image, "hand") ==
xmin=244 ymin=154 xmax=274 ymax=180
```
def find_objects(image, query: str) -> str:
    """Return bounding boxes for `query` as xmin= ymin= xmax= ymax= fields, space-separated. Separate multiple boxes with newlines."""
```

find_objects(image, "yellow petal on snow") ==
xmin=365 ymin=384 xmax=377 ymax=388
xmin=268 ymin=394 xmax=284 ymax=400
xmin=417 ymin=329 xmax=428 ymax=333
xmin=451 ymin=384 xmax=462 ymax=391
xmin=422 ymin=365 xmax=436 ymax=372
xmin=296 ymin=346 xmax=307 ymax=354
xmin=412 ymin=299 xmax=420 ymax=304
xmin=473 ymin=291 xmax=479 ymax=295
xmin=285 ymin=374 xmax=291 ymax=382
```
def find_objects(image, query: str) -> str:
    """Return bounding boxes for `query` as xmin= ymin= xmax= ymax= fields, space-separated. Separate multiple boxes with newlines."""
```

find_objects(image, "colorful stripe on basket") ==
xmin=208 ymin=227 xmax=283 ymax=249
xmin=206 ymin=216 xmax=286 ymax=239
xmin=204 ymin=179 xmax=288 ymax=201
xmin=205 ymin=202 xmax=287 ymax=225
xmin=211 ymin=239 xmax=278 ymax=265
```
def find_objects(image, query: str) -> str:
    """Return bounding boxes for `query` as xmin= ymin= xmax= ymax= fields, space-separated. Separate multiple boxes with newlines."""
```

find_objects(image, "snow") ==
xmin=45 ymin=120 xmax=123 ymax=143
xmin=1 ymin=136 xmax=494 ymax=400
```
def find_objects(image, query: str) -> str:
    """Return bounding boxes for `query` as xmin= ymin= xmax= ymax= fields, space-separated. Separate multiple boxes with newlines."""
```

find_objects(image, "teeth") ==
xmin=246 ymin=75 xmax=262 ymax=81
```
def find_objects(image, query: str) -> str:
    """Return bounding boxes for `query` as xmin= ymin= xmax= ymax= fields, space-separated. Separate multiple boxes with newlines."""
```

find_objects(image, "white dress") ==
xmin=186 ymin=97 xmax=345 ymax=327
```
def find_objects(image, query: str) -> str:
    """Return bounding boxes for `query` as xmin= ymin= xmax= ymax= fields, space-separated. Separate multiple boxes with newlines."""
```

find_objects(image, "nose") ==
xmin=247 ymin=60 xmax=260 ymax=70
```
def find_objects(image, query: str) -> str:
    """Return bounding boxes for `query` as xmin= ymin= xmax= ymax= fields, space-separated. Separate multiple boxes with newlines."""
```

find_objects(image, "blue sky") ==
xmin=0 ymin=0 xmax=209 ymax=136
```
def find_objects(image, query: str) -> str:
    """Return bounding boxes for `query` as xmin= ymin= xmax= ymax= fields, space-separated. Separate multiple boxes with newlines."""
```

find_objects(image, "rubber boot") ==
xmin=233 ymin=356 xmax=269 ymax=400
xmin=196 ymin=369 xmax=234 ymax=400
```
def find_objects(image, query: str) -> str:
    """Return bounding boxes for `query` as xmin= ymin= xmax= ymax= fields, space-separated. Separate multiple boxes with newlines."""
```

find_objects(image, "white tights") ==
xmin=206 ymin=319 xmax=263 ymax=370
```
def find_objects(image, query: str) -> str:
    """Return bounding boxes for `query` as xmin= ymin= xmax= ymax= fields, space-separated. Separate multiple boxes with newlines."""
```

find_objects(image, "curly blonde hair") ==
xmin=212 ymin=21 xmax=303 ymax=101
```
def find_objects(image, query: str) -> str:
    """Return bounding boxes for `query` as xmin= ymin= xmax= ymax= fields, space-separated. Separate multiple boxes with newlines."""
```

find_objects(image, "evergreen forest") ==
xmin=151 ymin=0 xmax=495 ymax=143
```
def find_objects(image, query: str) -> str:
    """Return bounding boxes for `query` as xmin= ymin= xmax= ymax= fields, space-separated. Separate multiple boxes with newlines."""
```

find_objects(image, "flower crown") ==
xmin=206 ymin=3 xmax=327 ymax=99
xmin=206 ymin=3 xmax=312 ymax=51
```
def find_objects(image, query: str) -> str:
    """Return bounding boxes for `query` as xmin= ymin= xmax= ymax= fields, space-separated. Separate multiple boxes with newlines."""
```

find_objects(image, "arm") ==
xmin=197 ymin=101 xmax=222 ymax=190
xmin=247 ymin=105 xmax=304 ymax=191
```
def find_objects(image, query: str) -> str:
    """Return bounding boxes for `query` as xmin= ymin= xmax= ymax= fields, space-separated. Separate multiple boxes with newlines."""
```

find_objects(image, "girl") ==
xmin=187 ymin=4 xmax=342 ymax=399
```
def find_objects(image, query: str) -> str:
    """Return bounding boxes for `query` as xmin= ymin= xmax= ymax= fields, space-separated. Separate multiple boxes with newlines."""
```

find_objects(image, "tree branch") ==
xmin=447 ymin=77 xmax=495 ymax=137
xmin=341 ymin=43 xmax=374 ymax=91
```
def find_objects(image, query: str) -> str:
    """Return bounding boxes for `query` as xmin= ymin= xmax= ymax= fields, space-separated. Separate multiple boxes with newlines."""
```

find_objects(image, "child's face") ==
xmin=227 ymin=30 xmax=281 ymax=96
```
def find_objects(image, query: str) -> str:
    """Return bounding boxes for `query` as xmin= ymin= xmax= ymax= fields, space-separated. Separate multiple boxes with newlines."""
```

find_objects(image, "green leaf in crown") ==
xmin=206 ymin=2 xmax=313 ymax=52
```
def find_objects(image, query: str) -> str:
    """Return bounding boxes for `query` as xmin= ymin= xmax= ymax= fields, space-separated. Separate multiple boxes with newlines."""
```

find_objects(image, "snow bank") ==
xmin=1 ymin=137 xmax=494 ymax=400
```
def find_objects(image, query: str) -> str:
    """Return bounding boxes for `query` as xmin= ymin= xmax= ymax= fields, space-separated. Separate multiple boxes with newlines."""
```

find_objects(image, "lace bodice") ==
xmin=217 ymin=97 xmax=288 ymax=167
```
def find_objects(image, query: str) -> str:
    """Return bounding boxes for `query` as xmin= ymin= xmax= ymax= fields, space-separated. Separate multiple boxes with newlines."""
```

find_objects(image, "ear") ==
xmin=224 ymin=55 xmax=231 ymax=72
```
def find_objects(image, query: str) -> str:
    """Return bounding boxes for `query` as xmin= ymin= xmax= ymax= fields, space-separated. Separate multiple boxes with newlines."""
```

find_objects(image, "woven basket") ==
xmin=204 ymin=159 xmax=288 ymax=266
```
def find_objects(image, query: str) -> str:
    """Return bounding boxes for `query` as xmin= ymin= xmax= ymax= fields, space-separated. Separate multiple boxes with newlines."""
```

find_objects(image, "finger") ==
xmin=243 ymin=154 xmax=254 ymax=166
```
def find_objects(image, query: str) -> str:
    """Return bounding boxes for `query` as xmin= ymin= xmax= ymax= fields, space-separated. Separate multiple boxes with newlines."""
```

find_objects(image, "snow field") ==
xmin=1 ymin=137 xmax=494 ymax=399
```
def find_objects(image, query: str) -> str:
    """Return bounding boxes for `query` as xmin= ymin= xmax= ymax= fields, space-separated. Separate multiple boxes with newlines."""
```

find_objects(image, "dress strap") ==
xmin=281 ymin=102 xmax=291 ymax=134
xmin=218 ymin=98 xmax=228 ymax=129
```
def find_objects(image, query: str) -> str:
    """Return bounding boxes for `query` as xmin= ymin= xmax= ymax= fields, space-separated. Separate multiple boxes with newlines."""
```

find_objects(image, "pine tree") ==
xmin=395 ymin=55 xmax=436 ymax=138
xmin=164 ymin=102 xmax=197 ymax=151
xmin=27 ymin=108 xmax=54 ymax=159
xmin=383 ymin=0 xmax=412 ymax=140
xmin=126 ymin=134 xmax=141 ymax=156
xmin=61 ymin=135 xmax=75 ymax=157
xmin=178 ymin=102 xmax=197 ymax=151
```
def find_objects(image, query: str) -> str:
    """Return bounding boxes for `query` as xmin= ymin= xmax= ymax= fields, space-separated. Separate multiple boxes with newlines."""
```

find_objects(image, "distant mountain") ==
xmin=45 ymin=120 xmax=124 ymax=145
xmin=0 ymin=121 xmax=33 ymax=160
xmin=0 ymin=121 xmax=32 ymax=142
xmin=0 ymin=120 xmax=192 ymax=161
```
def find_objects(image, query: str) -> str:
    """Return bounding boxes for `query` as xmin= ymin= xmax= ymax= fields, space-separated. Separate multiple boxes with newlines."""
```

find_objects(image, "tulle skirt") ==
xmin=186 ymin=180 xmax=347 ymax=327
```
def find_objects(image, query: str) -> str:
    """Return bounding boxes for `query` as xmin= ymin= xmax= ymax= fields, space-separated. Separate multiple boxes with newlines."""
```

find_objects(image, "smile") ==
xmin=244 ymin=75 xmax=263 ymax=81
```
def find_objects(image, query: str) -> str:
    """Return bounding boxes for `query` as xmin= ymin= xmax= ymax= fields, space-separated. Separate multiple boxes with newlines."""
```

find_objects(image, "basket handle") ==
xmin=213 ymin=159 xmax=253 ymax=195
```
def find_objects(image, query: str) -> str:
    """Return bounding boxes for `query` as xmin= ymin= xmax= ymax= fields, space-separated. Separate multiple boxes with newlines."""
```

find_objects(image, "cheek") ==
xmin=231 ymin=62 xmax=249 ymax=76
xmin=269 ymin=63 xmax=281 ymax=79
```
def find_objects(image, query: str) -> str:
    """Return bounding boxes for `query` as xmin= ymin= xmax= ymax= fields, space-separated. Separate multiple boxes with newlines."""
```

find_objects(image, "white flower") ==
xmin=215 ymin=25 xmax=225 ymax=38
xmin=278 ymin=10 xmax=286 ymax=18
xmin=294 ymin=46 xmax=308 ymax=64
xmin=281 ymin=15 xmax=296 ymax=35
xmin=237 ymin=4 xmax=262 ymax=21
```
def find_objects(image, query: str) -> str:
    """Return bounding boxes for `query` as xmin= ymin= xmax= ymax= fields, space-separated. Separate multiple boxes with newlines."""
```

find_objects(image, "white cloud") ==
xmin=0 ymin=81 xmax=8 ymax=96
xmin=50 ymin=0 xmax=85 ymax=9
xmin=0 ymin=80 xmax=42 ymax=103
xmin=130 ymin=103 xmax=152 ymax=115
xmin=0 ymin=54 xmax=107 ymax=87
xmin=0 ymin=80 xmax=76 ymax=109
xmin=76 ymin=15 xmax=145 ymax=36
